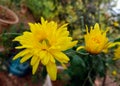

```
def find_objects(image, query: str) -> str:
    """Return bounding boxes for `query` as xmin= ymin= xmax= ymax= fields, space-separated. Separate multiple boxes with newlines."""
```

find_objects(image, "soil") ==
xmin=0 ymin=72 xmax=42 ymax=86
xmin=52 ymin=76 xmax=118 ymax=86
xmin=94 ymin=76 xmax=118 ymax=86
xmin=0 ymin=73 xmax=116 ymax=86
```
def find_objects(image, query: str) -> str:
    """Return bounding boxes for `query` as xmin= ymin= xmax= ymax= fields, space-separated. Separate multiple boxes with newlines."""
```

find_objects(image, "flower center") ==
xmin=40 ymin=39 xmax=51 ymax=50
xmin=92 ymin=37 xmax=101 ymax=44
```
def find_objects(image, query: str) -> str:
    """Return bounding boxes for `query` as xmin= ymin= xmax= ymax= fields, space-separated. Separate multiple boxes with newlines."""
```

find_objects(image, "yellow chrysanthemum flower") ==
xmin=77 ymin=23 xmax=120 ymax=54
xmin=113 ymin=46 xmax=120 ymax=60
xmin=13 ymin=17 xmax=77 ymax=80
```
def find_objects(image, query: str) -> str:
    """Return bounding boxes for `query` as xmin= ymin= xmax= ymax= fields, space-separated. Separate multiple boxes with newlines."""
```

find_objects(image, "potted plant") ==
xmin=0 ymin=5 xmax=19 ymax=33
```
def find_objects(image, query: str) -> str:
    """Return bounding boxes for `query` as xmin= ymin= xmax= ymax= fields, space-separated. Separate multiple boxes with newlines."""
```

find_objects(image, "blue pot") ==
xmin=9 ymin=58 xmax=31 ymax=76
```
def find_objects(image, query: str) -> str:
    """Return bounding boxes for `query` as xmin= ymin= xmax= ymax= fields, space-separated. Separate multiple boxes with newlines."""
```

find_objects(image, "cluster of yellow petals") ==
xmin=77 ymin=23 xmax=120 ymax=54
xmin=13 ymin=17 xmax=77 ymax=80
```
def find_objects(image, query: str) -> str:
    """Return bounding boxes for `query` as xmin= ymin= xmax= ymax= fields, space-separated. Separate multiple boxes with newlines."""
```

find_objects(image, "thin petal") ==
xmin=13 ymin=49 xmax=30 ymax=60
xmin=50 ymin=54 xmax=55 ymax=63
xmin=85 ymin=25 xmax=89 ymax=34
xmin=76 ymin=46 xmax=85 ymax=51
xmin=52 ymin=51 xmax=69 ymax=63
xmin=32 ymin=58 xmax=40 ymax=74
xmin=38 ymin=51 xmax=45 ymax=59
xmin=28 ymin=23 xmax=36 ymax=32
xmin=59 ymin=23 xmax=68 ymax=29
xmin=103 ymin=27 xmax=109 ymax=36
xmin=46 ymin=62 xmax=57 ymax=81
xmin=15 ymin=45 xmax=32 ymax=49
xmin=13 ymin=36 xmax=22 ymax=41
xmin=94 ymin=23 xmax=100 ymax=30
xmin=107 ymin=42 xmax=120 ymax=48
xmin=30 ymin=56 xmax=39 ymax=66
xmin=20 ymin=53 xmax=33 ymax=63
xmin=41 ymin=17 xmax=45 ymax=24
xmin=41 ymin=40 xmax=47 ymax=49
xmin=41 ymin=17 xmax=47 ymax=25
xmin=41 ymin=52 xmax=50 ymax=65
xmin=68 ymin=41 xmax=78 ymax=49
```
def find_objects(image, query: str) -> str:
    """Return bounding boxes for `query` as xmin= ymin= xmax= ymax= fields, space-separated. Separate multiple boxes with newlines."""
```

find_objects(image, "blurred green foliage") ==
xmin=0 ymin=23 xmax=25 ymax=71
xmin=24 ymin=0 xmax=57 ymax=20
xmin=23 ymin=0 xmax=120 ymax=39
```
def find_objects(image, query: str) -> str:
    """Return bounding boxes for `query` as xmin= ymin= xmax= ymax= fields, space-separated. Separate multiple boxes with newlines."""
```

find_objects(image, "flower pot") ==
xmin=0 ymin=5 xmax=19 ymax=33
xmin=0 ymin=5 xmax=19 ymax=24
xmin=9 ymin=58 xmax=31 ymax=77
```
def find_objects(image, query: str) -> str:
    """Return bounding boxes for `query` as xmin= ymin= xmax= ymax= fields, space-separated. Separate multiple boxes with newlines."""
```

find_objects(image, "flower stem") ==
xmin=102 ymin=69 xmax=107 ymax=86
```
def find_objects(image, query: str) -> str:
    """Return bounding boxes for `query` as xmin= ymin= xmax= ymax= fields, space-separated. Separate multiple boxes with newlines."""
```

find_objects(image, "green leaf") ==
xmin=64 ymin=49 xmax=75 ymax=57
xmin=114 ymin=37 xmax=120 ymax=42
xmin=71 ymin=54 xmax=85 ymax=67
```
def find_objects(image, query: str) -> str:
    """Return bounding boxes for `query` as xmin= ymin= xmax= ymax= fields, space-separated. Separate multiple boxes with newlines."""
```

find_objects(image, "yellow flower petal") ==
xmin=46 ymin=62 xmax=57 ymax=81
xmin=85 ymin=25 xmax=89 ymax=34
xmin=50 ymin=54 xmax=55 ymax=63
xmin=107 ymin=42 xmax=120 ymax=48
xmin=15 ymin=45 xmax=32 ymax=49
xmin=20 ymin=53 xmax=33 ymax=63
xmin=52 ymin=51 xmax=69 ymax=63
xmin=113 ymin=46 xmax=120 ymax=60
xmin=39 ymin=51 xmax=47 ymax=59
xmin=13 ymin=49 xmax=30 ymax=60
xmin=41 ymin=52 xmax=50 ymax=65
xmin=94 ymin=23 xmax=100 ymax=31
xmin=41 ymin=17 xmax=46 ymax=24
xmin=30 ymin=56 xmax=38 ymax=66
xmin=76 ymin=46 xmax=85 ymax=51
xmin=32 ymin=58 xmax=40 ymax=74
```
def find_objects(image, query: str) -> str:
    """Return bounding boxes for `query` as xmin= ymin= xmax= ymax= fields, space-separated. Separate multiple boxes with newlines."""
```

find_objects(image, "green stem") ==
xmin=80 ymin=16 xmax=85 ymax=35
xmin=102 ymin=65 xmax=107 ymax=86
xmin=82 ymin=67 xmax=94 ymax=86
